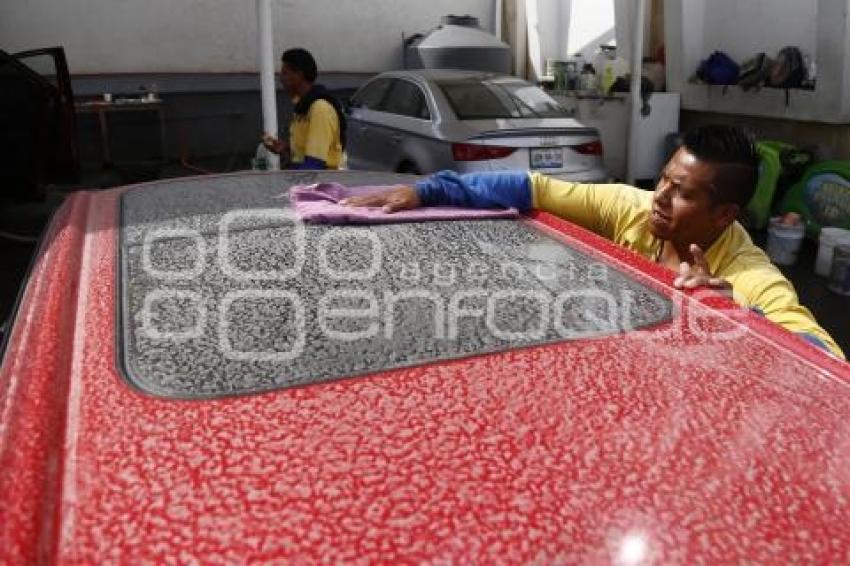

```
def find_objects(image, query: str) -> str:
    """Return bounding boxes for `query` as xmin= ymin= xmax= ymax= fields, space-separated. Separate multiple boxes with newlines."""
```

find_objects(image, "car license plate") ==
xmin=531 ymin=147 xmax=563 ymax=169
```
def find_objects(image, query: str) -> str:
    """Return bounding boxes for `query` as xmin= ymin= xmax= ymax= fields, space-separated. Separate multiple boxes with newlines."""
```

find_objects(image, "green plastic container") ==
xmin=779 ymin=161 xmax=850 ymax=237
xmin=746 ymin=141 xmax=796 ymax=230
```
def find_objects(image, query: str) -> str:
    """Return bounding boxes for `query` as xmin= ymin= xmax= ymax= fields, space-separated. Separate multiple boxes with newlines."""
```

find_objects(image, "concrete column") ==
xmin=626 ymin=0 xmax=647 ymax=183
xmin=257 ymin=0 xmax=280 ymax=170
xmin=516 ymin=0 xmax=528 ymax=78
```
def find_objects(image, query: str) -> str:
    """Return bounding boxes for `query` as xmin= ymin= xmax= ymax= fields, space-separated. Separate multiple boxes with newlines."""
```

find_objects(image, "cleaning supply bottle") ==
xmin=253 ymin=142 xmax=272 ymax=170
xmin=602 ymin=55 xmax=629 ymax=95
xmin=594 ymin=44 xmax=617 ymax=94
xmin=580 ymin=63 xmax=598 ymax=93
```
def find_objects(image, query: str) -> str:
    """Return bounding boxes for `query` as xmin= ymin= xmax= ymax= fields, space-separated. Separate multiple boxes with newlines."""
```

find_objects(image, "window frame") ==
xmin=437 ymin=78 xmax=568 ymax=120
xmin=380 ymin=78 xmax=432 ymax=121
xmin=350 ymin=77 xmax=394 ymax=111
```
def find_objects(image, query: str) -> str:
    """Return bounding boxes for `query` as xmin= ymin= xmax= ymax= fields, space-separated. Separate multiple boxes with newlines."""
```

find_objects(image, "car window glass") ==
xmin=382 ymin=80 xmax=430 ymax=120
xmin=352 ymin=78 xmax=392 ymax=110
xmin=119 ymin=173 xmax=673 ymax=399
xmin=13 ymin=52 xmax=59 ymax=88
xmin=438 ymin=78 xmax=568 ymax=120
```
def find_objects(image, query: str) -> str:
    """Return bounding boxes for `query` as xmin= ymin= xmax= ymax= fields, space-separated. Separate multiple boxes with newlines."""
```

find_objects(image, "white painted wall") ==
xmin=567 ymin=0 xmax=615 ymax=60
xmin=535 ymin=0 xmax=568 ymax=65
xmin=525 ymin=0 xmax=544 ymax=79
xmin=531 ymin=0 xmax=615 ymax=73
xmin=666 ymin=0 xmax=850 ymax=124
xmin=614 ymin=0 xmax=651 ymax=64
xmin=703 ymin=0 xmax=817 ymax=63
xmin=668 ymin=0 xmax=818 ymax=92
xmin=0 ymin=0 xmax=494 ymax=74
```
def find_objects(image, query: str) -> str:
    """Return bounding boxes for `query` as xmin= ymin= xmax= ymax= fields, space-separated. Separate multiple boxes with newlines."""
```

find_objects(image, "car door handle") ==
xmin=391 ymin=134 xmax=402 ymax=144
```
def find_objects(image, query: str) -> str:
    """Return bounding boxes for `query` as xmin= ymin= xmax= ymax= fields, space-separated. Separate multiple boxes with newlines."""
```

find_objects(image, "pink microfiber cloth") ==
xmin=288 ymin=182 xmax=519 ymax=225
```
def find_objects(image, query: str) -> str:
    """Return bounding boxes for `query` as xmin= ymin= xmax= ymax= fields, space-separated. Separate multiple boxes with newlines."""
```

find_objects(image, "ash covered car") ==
xmin=345 ymin=69 xmax=608 ymax=181
xmin=1 ymin=170 xmax=849 ymax=563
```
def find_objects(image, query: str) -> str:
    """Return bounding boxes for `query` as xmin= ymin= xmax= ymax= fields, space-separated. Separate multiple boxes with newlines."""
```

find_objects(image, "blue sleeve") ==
xmin=414 ymin=170 xmax=532 ymax=211
xmin=798 ymin=332 xmax=833 ymax=355
xmin=291 ymin=156 xmax=327 ymax=170
xmin=756 ymin=307 xmax=834 ymax=357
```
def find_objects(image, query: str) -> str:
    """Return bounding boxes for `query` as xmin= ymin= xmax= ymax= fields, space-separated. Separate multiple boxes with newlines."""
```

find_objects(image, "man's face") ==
xmin=279 ymin=62 xmax=302 ymax=96
xmin=649 ymin=147 xmax=737 ymax=243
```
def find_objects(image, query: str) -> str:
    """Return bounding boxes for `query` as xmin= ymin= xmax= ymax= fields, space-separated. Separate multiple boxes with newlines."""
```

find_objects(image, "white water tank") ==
xmin=405 ymin=15 xmax=511 ymax=74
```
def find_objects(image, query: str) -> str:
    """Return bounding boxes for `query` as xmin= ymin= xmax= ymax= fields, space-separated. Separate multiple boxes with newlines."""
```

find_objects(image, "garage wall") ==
xmin=0 ymin=0 xmax=495 ymax=74
xmin=702 ymin=0 xmax=817 ymax=63
xmin=681 ymin=111 xmax=850 ymax=161
xmin=666 ymin=0 xmax=817 ymax=86
xmin=567 ymin=0 xmax=616 ymax=60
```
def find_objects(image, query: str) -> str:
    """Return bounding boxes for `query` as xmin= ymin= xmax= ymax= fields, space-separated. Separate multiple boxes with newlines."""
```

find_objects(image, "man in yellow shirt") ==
xmin=342 ymin=125 xmax=844 ymax=359
xmin=263 ymin=48 xmax=344 ymax=169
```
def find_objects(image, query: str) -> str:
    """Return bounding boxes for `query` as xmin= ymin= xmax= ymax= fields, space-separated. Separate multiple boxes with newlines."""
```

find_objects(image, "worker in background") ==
xmin=262 ymin=48 xmax=345 ymax=170
xmin=342 ymin=125 xmax=844 ymax=359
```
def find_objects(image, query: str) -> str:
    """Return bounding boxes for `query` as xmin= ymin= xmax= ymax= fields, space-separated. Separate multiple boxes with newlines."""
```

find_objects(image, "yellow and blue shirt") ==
xmin=288 ymin=98 xmax=343 ymax=169
xmin=415 ymin=170 xmax=844 ymax=359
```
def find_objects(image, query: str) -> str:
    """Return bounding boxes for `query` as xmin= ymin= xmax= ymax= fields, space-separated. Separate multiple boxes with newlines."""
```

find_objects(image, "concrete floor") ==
xmin=0 ymin=161 xmax=847 ymax=358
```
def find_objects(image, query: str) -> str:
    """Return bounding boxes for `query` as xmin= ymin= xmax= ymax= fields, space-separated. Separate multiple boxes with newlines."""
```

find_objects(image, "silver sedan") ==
xmin=345 ymin=69 xmax=608 ymax=182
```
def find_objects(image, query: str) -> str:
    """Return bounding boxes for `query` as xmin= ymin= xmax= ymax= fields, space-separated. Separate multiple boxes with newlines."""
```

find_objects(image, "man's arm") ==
xmin=737 ymin=267 xmax=845 ymax=359
xmin=262 ymin=134 xmax=288 ymax=155
xmin=418 ymin=171 xmax=645 ymax=240
xmin=414 ymin=170 xmax=533 ymax=210
xmin=529 ymin=173 xmax=646 ymax=239
xmin=341 ymin=170 xmax=531 ymax=212
xmin=344 ymin=170 xmax=641 ymax=241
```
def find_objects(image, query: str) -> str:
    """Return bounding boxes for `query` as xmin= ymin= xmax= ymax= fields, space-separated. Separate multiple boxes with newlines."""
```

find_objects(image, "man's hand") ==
xmin=262 ymin=134 xmax=287 ymax=155
xmin=673 ymin=243 xmax=732 ymax=292
xmin=341 ymin=185 xmax=421 ymax=214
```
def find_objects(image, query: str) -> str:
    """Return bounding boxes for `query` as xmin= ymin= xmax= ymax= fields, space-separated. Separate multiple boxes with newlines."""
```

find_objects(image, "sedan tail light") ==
xmin=570 ymin=140 xmax=604 ymax=156
xmin=452 ymin=142 xmax=517 ymax=161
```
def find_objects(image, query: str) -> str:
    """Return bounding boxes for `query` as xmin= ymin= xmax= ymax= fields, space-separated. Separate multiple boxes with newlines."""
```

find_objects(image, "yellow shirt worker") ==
xmin=263 ymin=47 xmax=344 ymax=170
xmin=342 ymin=125 xmax=844 ymax=359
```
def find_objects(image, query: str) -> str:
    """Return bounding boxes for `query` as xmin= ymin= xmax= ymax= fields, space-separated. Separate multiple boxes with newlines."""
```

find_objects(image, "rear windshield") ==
xmin=437 ymin=78 xmax=568 ymax=120
xmin=119 ymin=172 xmax=672 ymax=399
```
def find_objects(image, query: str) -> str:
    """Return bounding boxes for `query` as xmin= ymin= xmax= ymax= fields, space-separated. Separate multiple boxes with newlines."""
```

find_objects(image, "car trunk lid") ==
xmin=457 ymin=118 xmax=603 ymax=173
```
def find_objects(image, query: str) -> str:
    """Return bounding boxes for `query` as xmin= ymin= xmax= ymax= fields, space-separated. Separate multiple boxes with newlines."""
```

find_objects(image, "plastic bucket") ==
xmin=828 ymin=244 xmax=850 ymax=295
xmin=766 ymin=217 xmax=805 ymax=265
xmin=815 ymin=227 xmax=850 ymax=276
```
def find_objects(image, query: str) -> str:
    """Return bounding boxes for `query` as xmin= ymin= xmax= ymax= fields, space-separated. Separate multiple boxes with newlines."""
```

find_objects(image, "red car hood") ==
xmin=1 ymin=172 xmax=849 ymax=563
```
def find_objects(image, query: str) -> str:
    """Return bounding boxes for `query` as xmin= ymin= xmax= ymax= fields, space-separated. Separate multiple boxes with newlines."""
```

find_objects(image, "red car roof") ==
xmin=1 ymin=171 xmax=849 ymax=563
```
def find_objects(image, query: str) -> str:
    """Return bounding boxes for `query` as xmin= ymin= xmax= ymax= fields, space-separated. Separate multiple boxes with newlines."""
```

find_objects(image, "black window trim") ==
xmin=351 ymin=77 xmax=394 ymax=112
xmin=364 ymin=78 xmax=430 ymax=122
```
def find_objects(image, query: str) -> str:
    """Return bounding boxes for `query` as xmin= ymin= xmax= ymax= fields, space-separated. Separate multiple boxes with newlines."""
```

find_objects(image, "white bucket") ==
xmin=766 ymin=217 xmax=805 ymax=266
xmin=815 ymin=227 xmax=850 ymax=276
